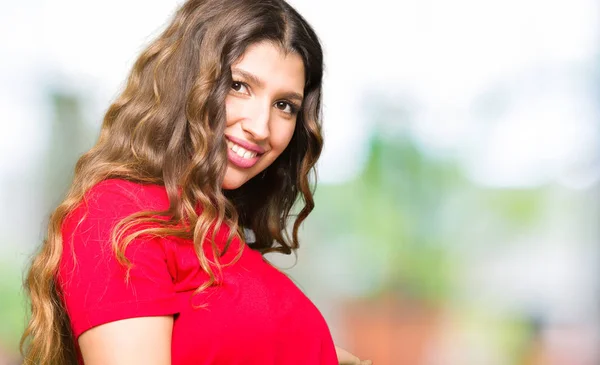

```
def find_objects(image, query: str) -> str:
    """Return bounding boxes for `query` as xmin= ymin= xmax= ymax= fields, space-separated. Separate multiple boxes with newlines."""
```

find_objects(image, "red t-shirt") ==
xmin=57 ymin=179 xmax=338 ymax=364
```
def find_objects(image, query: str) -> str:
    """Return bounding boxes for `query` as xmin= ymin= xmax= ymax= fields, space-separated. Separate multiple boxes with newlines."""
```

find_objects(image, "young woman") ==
xmin=20 ymin=0 xmax=371 ymax=364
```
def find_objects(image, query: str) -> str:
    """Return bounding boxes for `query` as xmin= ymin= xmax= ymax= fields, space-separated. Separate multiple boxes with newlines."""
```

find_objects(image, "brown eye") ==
xmin=275 ymin=101 xmax=298 ymax=115
xmin=231 ymin=81 xmax=248 ymax=94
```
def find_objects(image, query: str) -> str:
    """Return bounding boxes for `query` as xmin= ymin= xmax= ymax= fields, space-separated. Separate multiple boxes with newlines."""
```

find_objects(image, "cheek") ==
xmin=271 ymin=121 xmax=297 ymax=152
xmin=224 ymin=96 xmax=240 ymax=127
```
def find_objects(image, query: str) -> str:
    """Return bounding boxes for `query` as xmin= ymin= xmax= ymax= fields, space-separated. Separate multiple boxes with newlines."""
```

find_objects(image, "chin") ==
xmin=221 ymin=167 xmax=251 ymax=190
xmin=222 ymin=179 xmax=244 ymax=190
xmin=221 ymin=177 xmax=245 ymax=190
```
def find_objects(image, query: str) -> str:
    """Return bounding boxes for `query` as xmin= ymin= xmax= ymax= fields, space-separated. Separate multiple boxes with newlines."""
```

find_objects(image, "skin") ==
xmin=222 ymin=41 xmax=304 ymax=190
xmin=337 ymin=347 xmax=373 ymax=365
xmin=79 ymin=41 xmax=371 ymax=364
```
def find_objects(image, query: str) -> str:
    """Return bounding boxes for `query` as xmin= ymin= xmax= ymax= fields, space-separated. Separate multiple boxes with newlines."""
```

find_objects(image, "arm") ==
xmin=58 ymin=183 xmax=180 ymax=356
xmin=79 ymin=316 xmax=173 ymax=365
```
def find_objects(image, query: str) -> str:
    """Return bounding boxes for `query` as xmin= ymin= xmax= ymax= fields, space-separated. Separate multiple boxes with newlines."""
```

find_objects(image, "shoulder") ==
xmin=58 ymin=179 xmax=176 ymax=284
xmin=62 ymin=179 xmax=170 ymax=237
xmin=57 ymin=179 xmax=180 ymax=341
xmin=85 ymin=179 xmax=169 ymax=212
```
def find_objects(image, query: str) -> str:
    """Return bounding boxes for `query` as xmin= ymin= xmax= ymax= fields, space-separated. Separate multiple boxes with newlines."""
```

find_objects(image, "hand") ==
xmin=335 ymin=345 xmax=372 ymax=365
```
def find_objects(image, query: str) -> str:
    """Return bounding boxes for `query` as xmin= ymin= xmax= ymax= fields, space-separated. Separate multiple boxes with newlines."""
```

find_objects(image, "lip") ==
xmin=225 ymin=135 xmax=266 ymax=154
xmin=227 ymin=147 xmax=261 ymax=169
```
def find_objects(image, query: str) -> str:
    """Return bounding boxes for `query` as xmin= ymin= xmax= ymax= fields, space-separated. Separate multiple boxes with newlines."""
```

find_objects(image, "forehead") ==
xmin=232 ymin=41 xmax=305 ymax=92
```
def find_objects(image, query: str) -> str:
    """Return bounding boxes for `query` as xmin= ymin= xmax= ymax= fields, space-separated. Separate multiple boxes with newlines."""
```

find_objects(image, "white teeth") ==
xmin=228 ymin=140 xmax=258 ymax=159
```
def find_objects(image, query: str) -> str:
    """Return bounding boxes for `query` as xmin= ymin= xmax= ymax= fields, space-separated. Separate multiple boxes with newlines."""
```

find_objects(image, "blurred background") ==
xmin=1 ymin=0 xmax=599 ymax=364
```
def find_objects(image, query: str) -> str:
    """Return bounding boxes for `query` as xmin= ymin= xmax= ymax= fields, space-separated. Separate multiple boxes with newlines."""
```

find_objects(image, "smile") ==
xmin=227 ymin=140 xmax=258 ymax=159
xmin=225 ymin=137 xmax=264 ymax=169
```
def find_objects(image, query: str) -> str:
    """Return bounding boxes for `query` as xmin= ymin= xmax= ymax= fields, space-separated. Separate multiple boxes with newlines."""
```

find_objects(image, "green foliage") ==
xmin=0 ymin=261 xmax=26 ymax=354
xmin=480 ymin=189 xmax=546 ymax=228
xmin=312 ymin=130 xmax=547 ymax=303
xmin=312 ymin=135 xmax=461 ymax=302
xmin=44 ymin=90 xmax=96 ymax=212
xmin=0 ymin=89 xmax=95 ymax=357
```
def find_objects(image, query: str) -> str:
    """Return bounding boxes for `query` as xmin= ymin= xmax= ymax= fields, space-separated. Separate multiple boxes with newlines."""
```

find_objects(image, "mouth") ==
xmin=225 ymin=137 xmax=264 ymax=169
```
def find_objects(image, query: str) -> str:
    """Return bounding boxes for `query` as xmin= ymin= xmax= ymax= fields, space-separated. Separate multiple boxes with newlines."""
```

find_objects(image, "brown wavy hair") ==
xmin=20 ymin=0 xmax=324 ymax=364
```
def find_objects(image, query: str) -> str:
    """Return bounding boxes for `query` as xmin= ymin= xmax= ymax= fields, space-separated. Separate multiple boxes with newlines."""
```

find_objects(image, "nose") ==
xmin=241 ymin=101 xmax=270 ymax=141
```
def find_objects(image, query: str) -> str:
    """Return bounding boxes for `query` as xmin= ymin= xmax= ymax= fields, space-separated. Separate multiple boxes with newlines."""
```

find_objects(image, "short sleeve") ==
xmin=57 ymin=181 xmax=179 ymax=340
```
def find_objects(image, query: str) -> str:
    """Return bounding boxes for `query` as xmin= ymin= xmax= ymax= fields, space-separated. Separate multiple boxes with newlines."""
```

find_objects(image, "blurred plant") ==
xmin=43 ymin=89 xmax=96 ymax=211
xmin=0 ymin=260 xmax=26 ymax=355
xmin=309 ymin=96 xmax=548 ymax=305
xmin=3 ymin=88 xmax=96 ymax=358
xmin=312 ymin=133 xmax=461 ymax=303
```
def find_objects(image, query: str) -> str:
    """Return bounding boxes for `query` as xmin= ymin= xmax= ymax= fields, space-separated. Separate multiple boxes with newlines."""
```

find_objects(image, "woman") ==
xmin=21 ymin=0 xmax=371 ymax=364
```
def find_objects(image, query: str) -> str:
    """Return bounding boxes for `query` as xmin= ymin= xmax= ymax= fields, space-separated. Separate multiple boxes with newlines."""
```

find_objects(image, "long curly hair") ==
xmin=20 ymin=0 xmax=324 ymax=364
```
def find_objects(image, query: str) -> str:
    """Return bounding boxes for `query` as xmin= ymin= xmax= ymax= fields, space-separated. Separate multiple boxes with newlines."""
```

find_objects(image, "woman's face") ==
xmin=222 ymin=41 xmax=305 ymax=190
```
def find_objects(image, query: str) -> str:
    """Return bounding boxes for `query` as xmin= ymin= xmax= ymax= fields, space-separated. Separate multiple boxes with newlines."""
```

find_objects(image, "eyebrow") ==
xmin=231 ymin=67 xmax=304 ymax=103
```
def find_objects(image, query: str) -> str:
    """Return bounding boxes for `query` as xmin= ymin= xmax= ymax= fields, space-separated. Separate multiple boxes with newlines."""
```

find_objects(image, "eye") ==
xmin=231 ymin=81 xmax=249 ymax=94
xmin=275 ymin=100 xmax=299 ymax=115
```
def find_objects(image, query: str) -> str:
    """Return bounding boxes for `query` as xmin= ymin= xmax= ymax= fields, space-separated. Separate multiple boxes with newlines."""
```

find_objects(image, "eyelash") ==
xmin=230 ymin=81 xmax=300 ymax=116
